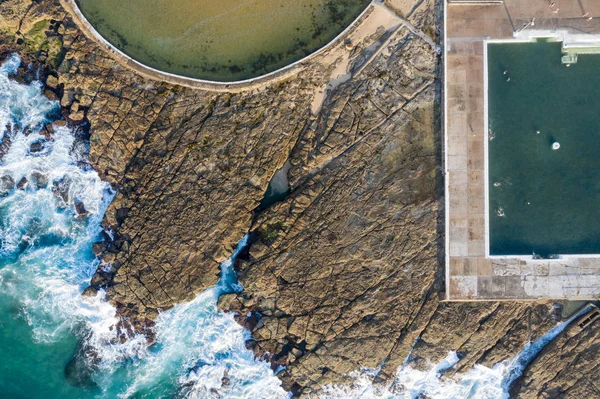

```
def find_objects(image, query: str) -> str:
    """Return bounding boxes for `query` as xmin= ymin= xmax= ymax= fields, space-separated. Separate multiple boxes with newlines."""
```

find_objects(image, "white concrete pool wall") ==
xmin=484 ymin=31 xmax=600 ymax=261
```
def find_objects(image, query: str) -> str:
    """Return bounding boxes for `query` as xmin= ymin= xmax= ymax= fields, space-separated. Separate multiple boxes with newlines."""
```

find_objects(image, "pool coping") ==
xmin=60 ymin=0 xmax=374 ymax=92
xmin=484 ymin=31 xmax=600 ymax=261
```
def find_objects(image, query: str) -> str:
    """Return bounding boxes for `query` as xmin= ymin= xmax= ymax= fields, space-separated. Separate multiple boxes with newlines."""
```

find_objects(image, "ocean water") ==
xmin=0 ymin=53 xmax=584 ymax=399
xmin=0 ymin=54 xmax=287 ymax=399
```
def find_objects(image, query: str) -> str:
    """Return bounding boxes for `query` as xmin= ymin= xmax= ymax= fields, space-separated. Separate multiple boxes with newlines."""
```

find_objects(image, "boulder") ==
xmin=16 ymin=177 xmax=27 ymax=190
xmin=74 ymin=199 xmax=89 ymax=218
xmin=30 ymin=171 xmax=49 ymax=189
xmin=29 ymin=140 xmax=44 ymax=153
xmin=46 ymin=75 xmax=58 ymax=89
xmin=92 ymin=242 xmax=108 ymax=256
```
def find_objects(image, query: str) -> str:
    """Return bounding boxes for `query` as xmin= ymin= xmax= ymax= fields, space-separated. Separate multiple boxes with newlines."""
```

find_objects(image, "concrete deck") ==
xmin=445 ymin=0 xmax=600 ymax=300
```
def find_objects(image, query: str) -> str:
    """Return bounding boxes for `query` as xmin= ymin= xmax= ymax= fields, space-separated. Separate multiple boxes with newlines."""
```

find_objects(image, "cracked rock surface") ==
xmin=1 ymin=0 xmax=599 ymax=396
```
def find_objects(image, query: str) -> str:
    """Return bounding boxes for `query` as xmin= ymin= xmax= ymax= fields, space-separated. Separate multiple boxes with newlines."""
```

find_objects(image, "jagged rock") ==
xmin=42 ymin=123 xmax=54 ymax=139
xmin=52 ymin=176 xmax=71 ymax=204
xmin=2 ymin=0 xmax=595 ymax=395
xmin=81 ymin=286 xmax=99 ymax=297
xmin=513 ymin=307 xmax=600 ymax=398
xmin=67 ymin=110 xmax=85 ymax=123
xmin=75 ymin=199 xmax=89 ymax=218
xmin=221 ymin=370 xmax=231 ymax=387
xmin=16 ymin=177 xmax=27 ymax=190
xmin=44 ymin=88 xmax=57 ymax=101
xmin=92 ymin=242 xmax=108 ymax=256
xmin=46 ymin=74 xmax=58 ymax=89
xmin=29 ymin=140 xmax=44 ymax=153
xmin=30 ymin=171 xmax=49 ymax=189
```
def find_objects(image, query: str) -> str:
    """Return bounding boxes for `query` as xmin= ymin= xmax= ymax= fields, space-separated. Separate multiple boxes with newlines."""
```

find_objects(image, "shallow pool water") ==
xmin=75 ymin=0 xmax=370 ymax=81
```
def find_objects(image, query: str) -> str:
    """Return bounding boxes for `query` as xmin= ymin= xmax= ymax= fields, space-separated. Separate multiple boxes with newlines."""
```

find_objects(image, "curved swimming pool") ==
xmin=75 ymin=0 xmax=370 ymax=82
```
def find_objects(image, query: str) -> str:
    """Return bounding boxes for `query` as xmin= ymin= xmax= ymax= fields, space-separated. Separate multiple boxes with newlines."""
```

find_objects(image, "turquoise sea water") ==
xmin=0 ymin=54 xmax=287 ymax=399
xmin=488 ymin=39 xmax=600 ymax=255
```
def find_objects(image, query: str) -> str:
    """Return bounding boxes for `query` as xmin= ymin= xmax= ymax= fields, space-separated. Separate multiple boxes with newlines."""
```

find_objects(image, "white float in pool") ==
xmin=552 ymin=142 xmax=560 ymax=150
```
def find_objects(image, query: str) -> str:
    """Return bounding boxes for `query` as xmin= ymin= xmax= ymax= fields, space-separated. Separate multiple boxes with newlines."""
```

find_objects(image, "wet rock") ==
xmin=0 ymin=175 xmax=15 ymax=196
xmin=29 ymin=140 xmax=44 ymax=153
xmin=0 ymin=135 xmax=12 ymax=160
xmin=92 ymin=242 xmax=108 ymax=256
xmin=42 ymin=123 xmax=54 ymax=139
xmin=74 ymin=199 xmax=89 ymax=218
xmin=81 ymin=286 xmax=99 ymax=297
xmin=44 ymin=88 xmax=57 ymax=101
xmin=52 ymin=176 xmax=71 ymax=204
xmin=30 ymin=171 xmax=49 ymax=189
xmin=16 ymin=177 xmax=27 ymax=190
xmin=221 ymin=370 xmax=231 ymax=387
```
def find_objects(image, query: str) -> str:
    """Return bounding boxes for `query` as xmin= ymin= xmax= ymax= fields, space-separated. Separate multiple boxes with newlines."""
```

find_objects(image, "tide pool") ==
xmin=74 ymin=0 xmax=370 ymax=81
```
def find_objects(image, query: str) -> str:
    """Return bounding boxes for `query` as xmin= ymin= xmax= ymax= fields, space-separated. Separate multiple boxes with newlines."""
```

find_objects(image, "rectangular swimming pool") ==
xmin=487 ymin=39 xmax=600 ymax=256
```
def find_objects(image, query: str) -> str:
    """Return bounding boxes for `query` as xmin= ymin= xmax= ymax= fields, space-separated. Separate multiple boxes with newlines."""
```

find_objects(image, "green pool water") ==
xmin=488 ymin=39 xmax=600 ymax=256
xmin=75 ymin=0 xmax=369 ymax=81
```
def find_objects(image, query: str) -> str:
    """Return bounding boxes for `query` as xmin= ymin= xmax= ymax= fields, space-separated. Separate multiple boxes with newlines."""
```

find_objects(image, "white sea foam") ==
xmin=320 ymin=306 xmax=591 ymax=399
xmin=0 ymin=54 xmax=57 ymax=141
xmin=119 ymin=235 xmax=289 ymax=399
xmin=0 ymin=53 xmax=143 ymax=375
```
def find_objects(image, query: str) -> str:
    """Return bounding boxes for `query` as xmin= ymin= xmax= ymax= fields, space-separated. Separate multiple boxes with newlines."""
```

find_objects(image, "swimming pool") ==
xmin=487 ymin=39 xmax=600 ymax=256
xmin=75 ymin=0 xmax=370 ymax=82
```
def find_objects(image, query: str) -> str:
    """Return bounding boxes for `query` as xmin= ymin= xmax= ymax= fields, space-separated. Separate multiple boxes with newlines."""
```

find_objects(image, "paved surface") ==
xmin=445 ymin=0 xmax=600 ymax=300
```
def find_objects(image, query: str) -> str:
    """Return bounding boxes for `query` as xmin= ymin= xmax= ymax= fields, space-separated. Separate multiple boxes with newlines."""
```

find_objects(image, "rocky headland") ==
xmin=1 ymin=0 xmax=598 ymax=397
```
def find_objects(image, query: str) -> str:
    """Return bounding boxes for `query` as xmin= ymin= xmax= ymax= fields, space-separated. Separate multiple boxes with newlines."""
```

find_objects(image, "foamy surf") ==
xmin=320 ymin=306 xmax=591 ymax=399
xmin=0 ymin=53 xmax=286 ymax=398
xmin=117 ymin=235 xmax=289 ymax=399
xmin=0 ymin=52 xmax=584 ymax=399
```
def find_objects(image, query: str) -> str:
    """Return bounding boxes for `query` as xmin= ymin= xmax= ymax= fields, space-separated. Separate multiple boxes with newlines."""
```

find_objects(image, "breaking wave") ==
xmin=0 ymin=53 xmax=286 ymax=398
xmin=320 ymin=306 xmax=591 ymax=399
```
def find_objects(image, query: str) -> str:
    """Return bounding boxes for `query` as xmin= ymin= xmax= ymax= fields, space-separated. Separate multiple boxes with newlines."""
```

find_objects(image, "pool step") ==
xmin=561 ymin=54 xmax=578 ymax=64
xmin=566 ymin=304 xmax=600 ymax=337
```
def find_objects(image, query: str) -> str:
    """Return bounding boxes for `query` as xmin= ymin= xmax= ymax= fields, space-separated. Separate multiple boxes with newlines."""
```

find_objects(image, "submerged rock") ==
xmin=52 ymin=176 xmax=71 ymax=204
xmin=64 ymin=334 xmax=100 ymax=389
xmin=0 ymin=175 xmax=15 ymax=196
xmin=91 ymin=242 xmax=107 ymax=256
